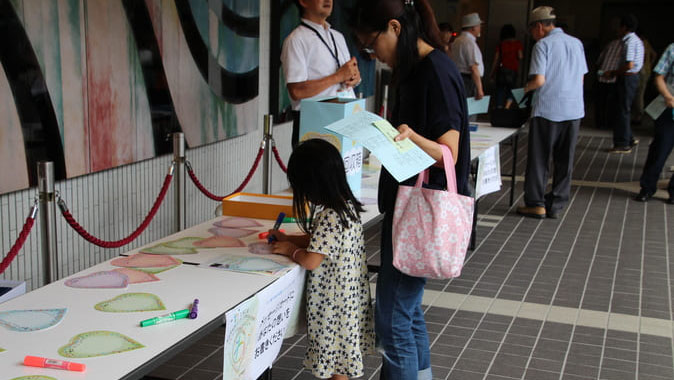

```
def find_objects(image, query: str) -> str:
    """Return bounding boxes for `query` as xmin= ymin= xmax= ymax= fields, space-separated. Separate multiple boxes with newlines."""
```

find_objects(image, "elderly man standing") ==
xmin=607 ymin=14 xmax=644 ymax=153
xmin=517 ymin=6 xmax=588 ymax=219
xmin=451 ymin=12 xmax=485 ymax=100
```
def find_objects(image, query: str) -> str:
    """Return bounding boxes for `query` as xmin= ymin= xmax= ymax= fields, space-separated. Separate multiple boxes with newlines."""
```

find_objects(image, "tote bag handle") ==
xmin=414 ymin=144 xmax=458 ymax=194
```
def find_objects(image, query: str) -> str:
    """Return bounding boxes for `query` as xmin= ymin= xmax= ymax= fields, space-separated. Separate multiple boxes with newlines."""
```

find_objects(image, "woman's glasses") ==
xmin=361 ymin=31 xmax=382 ymax=55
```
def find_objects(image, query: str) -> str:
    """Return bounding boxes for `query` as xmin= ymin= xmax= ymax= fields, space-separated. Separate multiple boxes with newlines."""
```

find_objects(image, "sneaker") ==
xmin=608 ymin=146 xmax=632 ymax=154
xmin=517 ymin=206 xmax=546 ymax=219
xmin=630 ymin=139 xmax=640 ymax=146
xmin=634 ymin=190 xmax=653 ymax=202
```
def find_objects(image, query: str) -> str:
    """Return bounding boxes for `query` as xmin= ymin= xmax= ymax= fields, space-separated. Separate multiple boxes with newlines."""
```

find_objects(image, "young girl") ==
xmin=269 ymin=139 xmax=374 ymax=380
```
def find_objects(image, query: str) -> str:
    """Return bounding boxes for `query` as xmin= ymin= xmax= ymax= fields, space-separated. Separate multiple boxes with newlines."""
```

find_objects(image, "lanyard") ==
xmin=300 ymin=22 xmax=340 ymax=69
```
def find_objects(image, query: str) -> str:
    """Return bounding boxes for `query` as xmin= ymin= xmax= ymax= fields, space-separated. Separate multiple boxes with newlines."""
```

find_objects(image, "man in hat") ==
xmin=517 ymin=6 xmax=587 ymax=219
xmin=281 ymin=0 xmax=360 ymax=148
xmin=450 ymin=12 xmax=485 ymax=100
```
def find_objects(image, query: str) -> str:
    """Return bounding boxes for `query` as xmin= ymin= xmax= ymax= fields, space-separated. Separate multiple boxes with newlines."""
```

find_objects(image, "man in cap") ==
xmin=606 ymin=14 xmax=644 ymax=154
xmin=450 ymin=12 xmax=485 ymax=100
xmin=517 ymin=6 xmax=588 ymax=219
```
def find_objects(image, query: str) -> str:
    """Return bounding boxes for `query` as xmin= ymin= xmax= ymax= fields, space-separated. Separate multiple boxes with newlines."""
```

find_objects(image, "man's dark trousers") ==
xmin=595 ymin=82 xmax=617 ymax=129
xmin=639 ymin=109 xmax=674 ymax=197
xmin=613 ymin=74 xmax=640 ymax=147
xmin=524 ymin=117 xmax=581 ymax=214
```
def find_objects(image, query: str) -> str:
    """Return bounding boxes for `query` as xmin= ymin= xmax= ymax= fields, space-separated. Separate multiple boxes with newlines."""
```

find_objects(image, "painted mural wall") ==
xmin=0 ymin=0 xmax=259 ymax=195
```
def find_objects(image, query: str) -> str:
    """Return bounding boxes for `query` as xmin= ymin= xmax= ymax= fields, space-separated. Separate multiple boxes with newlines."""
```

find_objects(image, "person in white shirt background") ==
xmin=281 ymin=0 xmax=361 ymax=147
xmin=450 ymin=12 xmax=485 ymax=101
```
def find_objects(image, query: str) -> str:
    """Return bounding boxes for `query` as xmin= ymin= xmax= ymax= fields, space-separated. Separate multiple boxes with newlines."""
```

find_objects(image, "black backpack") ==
xmin=489 ymin=91 xmax=533 ymax=128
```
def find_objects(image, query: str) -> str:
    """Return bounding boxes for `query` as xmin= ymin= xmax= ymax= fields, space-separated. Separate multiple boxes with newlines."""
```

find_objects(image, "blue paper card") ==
xmin=511 ymin=88 xmax=525 ymax=106
xmin=324 ymin=111 xmax=435 ymax=182
xmin=467 ymin=96 xmax=491 ymax=115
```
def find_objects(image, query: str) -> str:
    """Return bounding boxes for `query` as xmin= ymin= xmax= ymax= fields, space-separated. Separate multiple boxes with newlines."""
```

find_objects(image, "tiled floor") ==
xmin=144 ymin=125 xmax=674 ymax=380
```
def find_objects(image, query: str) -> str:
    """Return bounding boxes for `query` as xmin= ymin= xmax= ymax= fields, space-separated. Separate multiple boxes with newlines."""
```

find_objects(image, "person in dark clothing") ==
xmin=352 ymin=0 xmax=470 ymax=378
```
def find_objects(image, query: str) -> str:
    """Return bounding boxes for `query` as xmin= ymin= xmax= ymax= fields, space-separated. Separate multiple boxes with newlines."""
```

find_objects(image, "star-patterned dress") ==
xmin=304 ymin=204 xmax=375 ymax=378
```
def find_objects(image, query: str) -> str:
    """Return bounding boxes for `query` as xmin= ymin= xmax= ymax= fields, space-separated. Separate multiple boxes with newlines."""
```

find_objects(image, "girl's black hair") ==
xmin=499 ymin=24 xmax=516 ymax=41
xmin=286 ymin=139 xmax=365 ymax=233
xmin=351 ymin=0 xmax=443 ymax=83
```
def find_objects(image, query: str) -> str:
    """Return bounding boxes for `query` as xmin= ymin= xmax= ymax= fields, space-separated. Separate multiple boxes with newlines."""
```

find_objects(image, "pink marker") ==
xmin=24 ymin=355 xmax=86 ymax=372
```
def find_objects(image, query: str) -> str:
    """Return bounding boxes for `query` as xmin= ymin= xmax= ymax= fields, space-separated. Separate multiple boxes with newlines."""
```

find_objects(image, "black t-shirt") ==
xmin=378 ymin=49 xmax=471 ymax=214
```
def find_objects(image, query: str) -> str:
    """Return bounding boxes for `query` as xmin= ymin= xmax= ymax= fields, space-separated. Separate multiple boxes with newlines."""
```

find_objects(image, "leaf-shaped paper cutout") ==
xmin=211 ymin=256 xmax=287 ymax=274
xmin=64 ymin=271 xmax=129 ymax=289
xmin=133 ymin=265 xmax=180 ymax=274
xmin=214 ymin=217 xmax=263 ymax=228
xmin=248 ymin=242 xmax=274 ymax=255
xmin=10 ymin=376 xmax=58 ymax=380
xmin=163 ymin=237 xmax=204 ymax=249
xmin=58 ymin=330 xmax=144 ymax=358
xmin=111 ymin=253 xmax=181 ymax=268
xmin=95 ymin=293 xmax=165 ymax=313
xmin=194 ymin=236 xmax=245 ymax=248
xmin=209 ymin=227 xmax=258 ymax=238
xmin=0 ymin=309 xmax=67 ymax=332
xmin=140 ymin=244 xmax=197 ymax=255
xmin=112 ymin=268 xmax=159 ymax=284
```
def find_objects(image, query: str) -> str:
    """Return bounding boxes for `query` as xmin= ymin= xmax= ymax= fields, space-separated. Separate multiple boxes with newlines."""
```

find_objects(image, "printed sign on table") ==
xmin=223 ymin=266 xmax=304 ymax=379
xmin=475 ymin=145 xmax=502 ymax=199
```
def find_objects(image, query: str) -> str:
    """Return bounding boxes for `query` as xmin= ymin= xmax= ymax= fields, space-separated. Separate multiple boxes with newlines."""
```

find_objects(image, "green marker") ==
xmin=283 ymin=217 xmax=311 ymax=223
xmin=140 ymin=309 xmax=190 ymax=327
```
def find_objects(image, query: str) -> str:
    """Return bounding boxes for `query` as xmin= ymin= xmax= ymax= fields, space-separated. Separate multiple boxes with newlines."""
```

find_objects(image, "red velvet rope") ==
xmin=187 ymin=147 xmax=265 ymax=201
xmin=60 ymin=173 xmax=173 ymax=248
xmin=271 ymin=145 xmax=287 ymax=173
xmin=0 ymin=215 xmax=36 ymax=274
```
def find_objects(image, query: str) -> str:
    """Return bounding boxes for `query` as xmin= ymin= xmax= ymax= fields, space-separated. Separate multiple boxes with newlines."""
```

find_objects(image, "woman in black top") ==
xmin=352 ymin=0 xmax=470 ymax=379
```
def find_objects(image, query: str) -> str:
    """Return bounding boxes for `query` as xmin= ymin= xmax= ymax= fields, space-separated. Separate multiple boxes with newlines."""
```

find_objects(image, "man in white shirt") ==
xmin=450 ymin=12 xmax=485 ymax=100
xmin=281 ymin=0 xmax=360 ymax=147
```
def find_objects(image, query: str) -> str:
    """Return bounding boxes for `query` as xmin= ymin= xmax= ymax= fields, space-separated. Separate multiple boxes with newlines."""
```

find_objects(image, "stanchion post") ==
xmin=173 ymin=133 xmax=185 ymax=232
xmin=262 ymin=114 xmax=273 ymax=195
xmin=37 ymin=161 xmax=58 ymax=285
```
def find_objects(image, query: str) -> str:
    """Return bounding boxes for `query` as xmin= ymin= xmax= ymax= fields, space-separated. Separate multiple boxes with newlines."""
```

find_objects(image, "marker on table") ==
xmin=140 ymin=309 xmax=190 ymax=327
xmin=189 ymin=299 xmax=199 ymax=319
xmin=268 ymin=212 xmax=286 ymax=244
xmin=24 ymin=355 xmax=86 ymax=372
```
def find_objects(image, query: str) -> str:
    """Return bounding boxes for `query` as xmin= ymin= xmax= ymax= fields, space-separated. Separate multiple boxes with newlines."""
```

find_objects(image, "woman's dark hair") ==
xmin=286 ymin=139 xmax=364 ymax=233
xmin=499 ymin=24 xmax=516 ymax=41
xmin=438 ymin=22 xmax=453 ymax=33
xmin=351 ymin=0 xmax=444 ymax=83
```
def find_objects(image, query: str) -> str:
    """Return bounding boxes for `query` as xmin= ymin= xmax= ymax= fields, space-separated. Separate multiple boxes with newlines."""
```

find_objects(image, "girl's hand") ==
xmin=272 ymin=241 xmax=297 ymax=257
xmin=267 ymin=229 xmax=287 ymax=242
xmin=395 ymin=124 xmax=416 ymax=142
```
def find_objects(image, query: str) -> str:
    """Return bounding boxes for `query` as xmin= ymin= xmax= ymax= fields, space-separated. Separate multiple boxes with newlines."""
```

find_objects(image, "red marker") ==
xmin=23 ymin=355 xmax=86 ymax=372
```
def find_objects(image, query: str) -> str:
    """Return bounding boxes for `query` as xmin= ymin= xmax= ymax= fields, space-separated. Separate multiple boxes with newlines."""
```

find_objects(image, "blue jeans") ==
xmin=376 ymin=213 xmax=432 ymax=380
xmin=494 ymin=85 xmax=515 ymax=109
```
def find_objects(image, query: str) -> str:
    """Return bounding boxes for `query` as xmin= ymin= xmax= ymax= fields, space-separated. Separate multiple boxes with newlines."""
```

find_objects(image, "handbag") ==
xmin=392 ymin=145 xmax=474 ymax=279
xmin=489 ymin=91 xmax=533 ymax=128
